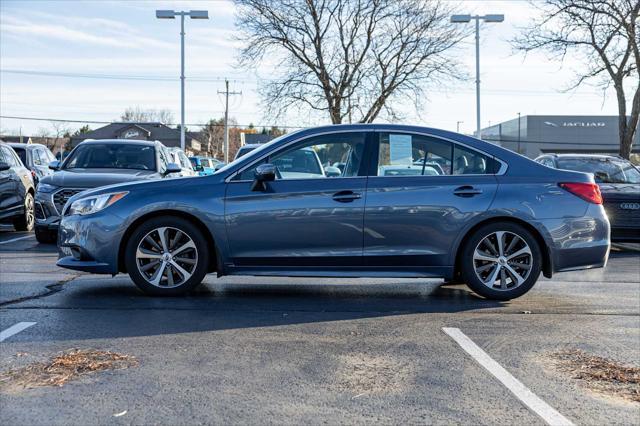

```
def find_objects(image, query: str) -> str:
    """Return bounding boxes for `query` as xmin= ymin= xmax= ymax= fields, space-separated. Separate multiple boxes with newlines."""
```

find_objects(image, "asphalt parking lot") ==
xmin=1 ymin=229 xmax=639 ymax=425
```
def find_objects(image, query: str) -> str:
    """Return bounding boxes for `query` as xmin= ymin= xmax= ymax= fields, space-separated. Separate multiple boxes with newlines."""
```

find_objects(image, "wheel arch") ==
xmin=117 ymin=210 xmax=220 ymax=274
xmin=453 ymin=216 xmax=553 ymax=280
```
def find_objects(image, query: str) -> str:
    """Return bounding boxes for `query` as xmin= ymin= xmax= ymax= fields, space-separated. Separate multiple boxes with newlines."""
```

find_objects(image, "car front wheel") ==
xmin=124 ymin=217 xmax=209 ymax=296
xmin=460 ymin=222 xmax=542 ymax=300
xmin=13 ymin=193 xmax=35 ymax=231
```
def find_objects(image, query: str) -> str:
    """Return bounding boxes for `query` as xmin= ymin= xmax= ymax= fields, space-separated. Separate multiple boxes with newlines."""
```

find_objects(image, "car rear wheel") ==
xmin=124 ymin=217 xmax=209 ymax=296
xmin=460 ymin=222 xmax=542 ymax=300
xmin=13 ymin=193 xmax=34 ymax=231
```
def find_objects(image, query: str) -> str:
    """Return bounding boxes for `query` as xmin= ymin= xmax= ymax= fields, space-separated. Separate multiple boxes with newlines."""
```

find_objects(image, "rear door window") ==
xmin=377 ymin=133 xmax=452 ymax=176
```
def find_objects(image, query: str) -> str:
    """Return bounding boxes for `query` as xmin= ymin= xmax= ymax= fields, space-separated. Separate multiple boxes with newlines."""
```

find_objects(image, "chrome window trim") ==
xmin=225 ymin=128 xmax=508 ymax=183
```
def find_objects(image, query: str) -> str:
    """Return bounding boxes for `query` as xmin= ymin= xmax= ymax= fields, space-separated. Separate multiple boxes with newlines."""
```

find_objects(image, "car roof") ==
xmin=542 ymin=153 xmax=622 ymax=159
xmin=78 ymin=139 xmax=157 ymax=147
xmin=6 ymin=142 xmax=49 ymax=150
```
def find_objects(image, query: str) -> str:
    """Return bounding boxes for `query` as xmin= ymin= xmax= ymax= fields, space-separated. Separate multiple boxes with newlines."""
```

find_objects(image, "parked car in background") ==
xmin=234 ymin=144 xmax=261 ymax=160
xmin=536 ymin=153 xmax=640 ymax=242
xmin=57 ymin=124 xmax=609 ymax=301
xmin=34 ymin=139 xmax=182 ymax=243
xmin=167 ymin=147 xmax=197 ymax=177
xmin=189 ymin=156 xmax=222 ymax=175
xmin=0 ymin=141 xmax=35 ymax=231
xmin=7 ymin=142 xmax=56 ymax=186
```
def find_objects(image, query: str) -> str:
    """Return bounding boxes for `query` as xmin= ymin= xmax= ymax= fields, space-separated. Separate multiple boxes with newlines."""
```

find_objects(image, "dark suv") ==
xmin=7 ymin=142 xmax=56 ymax=186
xmin=34 ymin=139 xmax=182 ymax=243
xmin=0 ymin=141 xmax=35 ymax=231
xmin=536 ymin=153 xmax=640 ymax=242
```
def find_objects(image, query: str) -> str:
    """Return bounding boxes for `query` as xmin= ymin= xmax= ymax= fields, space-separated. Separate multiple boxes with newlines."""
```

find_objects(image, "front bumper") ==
xmin=34 ymin=190 xmax=61 ymax=231
xmin=56 ymin=210 xmax=125 ymax=275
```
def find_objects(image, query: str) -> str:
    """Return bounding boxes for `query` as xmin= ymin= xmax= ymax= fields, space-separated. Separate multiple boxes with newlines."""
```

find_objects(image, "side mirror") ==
xmin=251 ymin=163 xmax=276 ymax=191
xmin=165 ymin=162 xmax=182 ymax=175
xmin=48 ymin=160 xmax=60 ymax=171
xmin=324 ymin=166 xmax=342 ymax=177
xmin=0 ymin=162 xmax=10 ymax=171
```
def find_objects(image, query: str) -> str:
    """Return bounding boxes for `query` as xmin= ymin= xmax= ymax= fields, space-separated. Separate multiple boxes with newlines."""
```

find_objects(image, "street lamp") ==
xmin=451 ymin=13 xmax=504 ymax=139
xmin=156 ymin=9 xmax=209 ymax=151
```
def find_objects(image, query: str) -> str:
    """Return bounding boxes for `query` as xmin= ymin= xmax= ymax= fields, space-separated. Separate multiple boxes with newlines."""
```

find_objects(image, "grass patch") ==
xmin=549 ymin=349 xmax=639 ymax=403
xmin=0 ymin=349 xmax=138 ymax=392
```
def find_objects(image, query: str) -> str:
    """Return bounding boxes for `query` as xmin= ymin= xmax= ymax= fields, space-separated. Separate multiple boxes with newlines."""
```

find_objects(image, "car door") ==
xmin=0 ymin=146 xmax=21 ymax=216
xmin=363 ymin=131 xmax=500 ymax=269
xmin=224 ymin=131 xmax=370 ymax=267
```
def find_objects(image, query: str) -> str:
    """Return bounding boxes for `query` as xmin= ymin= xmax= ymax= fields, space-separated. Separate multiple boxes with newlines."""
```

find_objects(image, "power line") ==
xmin=0 ymin=68 xmax=612 ymax=96
xmin=0 ymin=114 xmax=304 ymax=129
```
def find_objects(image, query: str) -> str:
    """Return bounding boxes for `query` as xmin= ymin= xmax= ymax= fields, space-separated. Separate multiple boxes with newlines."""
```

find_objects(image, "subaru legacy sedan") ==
xmin=56 ymin=124 xmax=610 ymax=300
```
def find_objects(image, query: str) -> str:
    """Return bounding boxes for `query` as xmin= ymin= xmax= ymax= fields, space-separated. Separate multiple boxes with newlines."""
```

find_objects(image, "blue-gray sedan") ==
xmin=56 ymin=124 xmax=610 ymax=300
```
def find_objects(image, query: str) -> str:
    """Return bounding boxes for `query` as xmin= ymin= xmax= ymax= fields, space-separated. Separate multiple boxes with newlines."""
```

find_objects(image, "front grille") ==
xmin=53 ymin=188 xmax=85 ymax=214
xmin=604 ymin=201 xmax=640 ymax=228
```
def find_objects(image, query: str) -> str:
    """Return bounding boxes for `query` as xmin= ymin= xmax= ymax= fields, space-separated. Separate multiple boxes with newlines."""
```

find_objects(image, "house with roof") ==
xmin=70 ymin=122 xmax=202 ymax=155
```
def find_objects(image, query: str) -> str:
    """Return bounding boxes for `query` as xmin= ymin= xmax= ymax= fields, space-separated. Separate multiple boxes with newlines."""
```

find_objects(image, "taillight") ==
xmin=559 ymin=182 xmax=603 ymax=204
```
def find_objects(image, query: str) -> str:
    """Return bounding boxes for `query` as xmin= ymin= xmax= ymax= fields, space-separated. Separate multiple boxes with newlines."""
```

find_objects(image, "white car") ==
xmin=167 ymin=147 xmax=197 ymax=177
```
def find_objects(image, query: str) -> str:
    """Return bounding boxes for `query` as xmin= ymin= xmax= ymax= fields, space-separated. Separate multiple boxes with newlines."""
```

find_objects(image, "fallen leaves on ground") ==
xmin=0 ymin=349 xmax=138 ymax=392
xmin=549 ymin=349 xmax=640 ymax=403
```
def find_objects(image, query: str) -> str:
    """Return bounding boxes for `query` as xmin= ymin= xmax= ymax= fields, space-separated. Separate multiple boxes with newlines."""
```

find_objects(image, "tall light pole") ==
xmin=451 ymin=14 xmax=504 ymax=140
xmin=156 ymin=9 xmax=209 ymax=152
xmin=517 ymin=112 xmax=522 ymax=154
xmin=456 ymin=120 xmax=464 ymax=133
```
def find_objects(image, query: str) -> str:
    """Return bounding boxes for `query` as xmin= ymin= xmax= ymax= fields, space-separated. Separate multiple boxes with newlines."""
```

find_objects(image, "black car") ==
xmin=7 ymin=142 xmax=56 ymax=186
xmin=536 ymin=153 xmax=640 ymax=242
xmin=0 ymin=141 xmax=35 ymax=231
xmin=34 ymin=139 xmax=182 ymax=243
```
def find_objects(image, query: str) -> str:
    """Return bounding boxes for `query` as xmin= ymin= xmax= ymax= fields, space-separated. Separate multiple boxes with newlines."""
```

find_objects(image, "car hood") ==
xmin=598 ymin=183 xmax=640 ymax=201
xmin=41 ymin=168 xmax=158 ymax=189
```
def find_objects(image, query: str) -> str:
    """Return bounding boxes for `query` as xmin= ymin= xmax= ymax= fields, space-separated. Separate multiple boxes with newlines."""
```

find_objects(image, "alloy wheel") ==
xmin=25 ymin=195 xmax=35 ymax=230
xmin=472 ymin=231 xmax=533 ymax=291
xmin=135 ymin=226 xmax=198 ymax=288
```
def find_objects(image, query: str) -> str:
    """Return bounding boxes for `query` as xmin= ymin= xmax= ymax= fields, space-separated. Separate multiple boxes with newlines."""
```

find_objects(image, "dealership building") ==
xmin=479 ymin=115 xmax=639 ymax=159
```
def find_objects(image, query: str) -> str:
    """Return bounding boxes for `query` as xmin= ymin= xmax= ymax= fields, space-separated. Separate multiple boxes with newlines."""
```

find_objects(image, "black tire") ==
xmin=13 ymin=193 xmax=35 ymax=231
xmin=460 ymin=222 xmax=542 ymax=301
xmin=35 ymin=227 xmax=57 ymax=244
xmin=124 ymin=216 xmax=209 ymax=296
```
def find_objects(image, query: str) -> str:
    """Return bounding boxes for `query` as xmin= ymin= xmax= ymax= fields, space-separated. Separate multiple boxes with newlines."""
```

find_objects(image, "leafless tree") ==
xmin=235 ymin=0 xmax=467 ymax=124
xmin=120 ymin=106 xmax=175 ymax=124
xmin=513 ymin=0 xmax=640 ymax=159
xmin=201 ymin=118 xmax=242 ymax=160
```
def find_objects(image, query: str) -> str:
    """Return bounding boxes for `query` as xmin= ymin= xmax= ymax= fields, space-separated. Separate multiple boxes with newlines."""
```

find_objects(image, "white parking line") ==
xmin=0 ymin=322 xmax=37 ymax=342
xmin=0 ymin=235 xmax=34 ymax=245
xmin=443 ymin=327 xmax=574 ymax=426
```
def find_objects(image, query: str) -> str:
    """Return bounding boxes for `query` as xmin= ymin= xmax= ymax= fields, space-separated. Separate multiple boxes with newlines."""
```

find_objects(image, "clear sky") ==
xmin=0 ymin=0 xmax=629 ymax=136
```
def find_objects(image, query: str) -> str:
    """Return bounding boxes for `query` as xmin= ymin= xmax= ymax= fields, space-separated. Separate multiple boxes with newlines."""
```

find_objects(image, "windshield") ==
xmin=63 ymin=143 xmax=156 ymax=171
xmin=556 ymin=158 xmax=640 ymax=184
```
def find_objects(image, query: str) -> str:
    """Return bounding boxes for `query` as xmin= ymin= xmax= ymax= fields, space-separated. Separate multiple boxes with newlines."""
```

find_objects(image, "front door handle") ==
xmin=453 ymin=185 xmax=483 ymax=197
xmin=332 ymin=190 xmax=361 ymax=203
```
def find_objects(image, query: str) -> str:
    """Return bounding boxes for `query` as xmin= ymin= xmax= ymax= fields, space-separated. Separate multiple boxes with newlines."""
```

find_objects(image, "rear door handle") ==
xmin=332 ymin=190 xmax=361 ymax=203
xmin=453 ymin=185 xmax=483 ymax=197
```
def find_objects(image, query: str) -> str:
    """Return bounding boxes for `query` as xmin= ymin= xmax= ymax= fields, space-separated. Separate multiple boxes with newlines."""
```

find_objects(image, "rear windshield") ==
xmin=12 ymin=147 xmax=26 ymax=165
xmin=557 ymin=158 xmax=640 ymax=184
xmin=63 ymin=143 xmax=156 ymax=171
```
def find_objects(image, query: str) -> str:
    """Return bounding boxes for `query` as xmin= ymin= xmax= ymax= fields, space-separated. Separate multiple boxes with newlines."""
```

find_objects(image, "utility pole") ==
xmin=456 ymin=121 xmax=464 ymax=133
xmin=218 ymin=79 xmax=242 ymax=163
xmin=517 ymin=112 xmax=522 ymax=154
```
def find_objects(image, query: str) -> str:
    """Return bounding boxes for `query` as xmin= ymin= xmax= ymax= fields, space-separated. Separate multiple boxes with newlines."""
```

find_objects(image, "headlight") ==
xmin=67 ymin=192 xmax=128 ymax=216
xmin=37 ymin=183 xmax=58 ymax=193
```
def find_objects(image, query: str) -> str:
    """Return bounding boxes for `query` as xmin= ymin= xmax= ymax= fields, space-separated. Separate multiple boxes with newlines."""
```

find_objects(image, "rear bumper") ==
xmin=546 ymin=204 xmax=611 ymax=274
xmin=611 ymin=227 xmax=640 ymax=242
